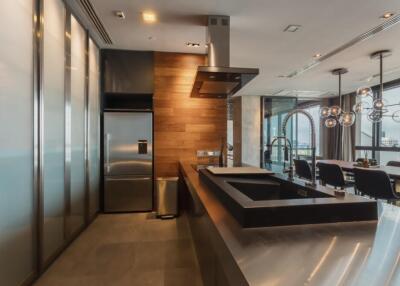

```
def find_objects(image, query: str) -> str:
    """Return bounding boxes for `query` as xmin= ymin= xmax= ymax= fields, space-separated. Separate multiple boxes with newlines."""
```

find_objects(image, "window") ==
xmin=357 ymin=96 xmax=373 ymax=146
xmin=355 ymin=84 xmax=400 ymax=165
xmin=261 ymin=98 xmax=322 ymax=170
xmin=293 ymin=105 xmax=321 ymax=157
xmin=261 ymin=97 xmax=297 ymax=171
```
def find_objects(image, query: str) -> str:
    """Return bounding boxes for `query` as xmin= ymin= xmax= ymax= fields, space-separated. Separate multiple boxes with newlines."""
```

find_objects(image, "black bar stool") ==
xmin=354 ymin=168 xmax=400 ymax=203
xmin=318 ymin=162 xmax=354 ymax=191
xmin=293 ymin=159 xmax=312 ymax=181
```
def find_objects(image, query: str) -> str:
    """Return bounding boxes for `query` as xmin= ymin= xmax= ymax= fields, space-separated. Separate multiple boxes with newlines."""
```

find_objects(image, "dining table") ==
xmin=317 ymin=160 xmax=400 ymax=179
xmin=317 ymin=160 xmax=400 ymax=194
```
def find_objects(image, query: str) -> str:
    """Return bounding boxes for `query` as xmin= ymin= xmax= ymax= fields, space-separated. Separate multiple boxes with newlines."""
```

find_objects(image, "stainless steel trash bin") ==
xmin=156 ymin=177 xmax=178 ymax=218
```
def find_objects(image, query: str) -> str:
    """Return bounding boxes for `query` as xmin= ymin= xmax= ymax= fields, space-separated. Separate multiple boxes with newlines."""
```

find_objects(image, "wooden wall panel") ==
xmin=154 ymin=52 xmax=227 ymax=177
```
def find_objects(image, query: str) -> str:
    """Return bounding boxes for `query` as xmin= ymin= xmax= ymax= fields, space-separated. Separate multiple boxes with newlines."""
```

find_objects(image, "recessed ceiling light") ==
xmin=186 ymin=42 xmax=200 ymax=48
xmin=313 ymin=53 xmax=322 ymax=58
xmin=284 ymin=25 xmax=301 ymax=32
xmin=114 ymin=11 xmax=125 ymax=19
xmin=381 ymin=12 xmax=395 ymax=19
xmin=142 ymin=11 xmax=157 ymax=23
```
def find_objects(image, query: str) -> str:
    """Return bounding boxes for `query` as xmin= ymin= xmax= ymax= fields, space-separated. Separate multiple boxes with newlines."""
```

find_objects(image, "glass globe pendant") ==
xmin=325 ymin=118 xmax=337 ymax=128
xmin=339 ymin=112 xmax=356 ymax=127
xmin=353 ymin=101 xmax=371 ymax=114
xmin=319 ymin=106 xmax=331 ymax=118
xmin=373 ymin=98 xmax=388 ymax=110
xmin=356 ymin=86 xmax=373 ymax=98
xmin=329 ymin=105 xmax=341 ymax=117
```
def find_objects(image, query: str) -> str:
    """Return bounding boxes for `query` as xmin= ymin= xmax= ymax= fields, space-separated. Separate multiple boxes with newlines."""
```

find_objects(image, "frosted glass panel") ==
xmin=42 ymin=0 xmax=66 ymax=263
xmin=0 ymin=0 xmax=34 ymax=285
xmin=68 ymin=15 xmax=86 ymax=235
xmin=88 ymin=38 xmax=100 ymax=218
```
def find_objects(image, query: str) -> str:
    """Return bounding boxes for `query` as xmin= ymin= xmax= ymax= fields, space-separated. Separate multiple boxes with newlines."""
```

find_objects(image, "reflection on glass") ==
xmin=42 ymin=0 xmax=66 ymax=263
xmin=0 ymin=0 xmax=34 ymax=284
xmin=88 ymin=38 xmax=100 ymax=218
xmin=68 ymin=15 xmax=86 ymax=236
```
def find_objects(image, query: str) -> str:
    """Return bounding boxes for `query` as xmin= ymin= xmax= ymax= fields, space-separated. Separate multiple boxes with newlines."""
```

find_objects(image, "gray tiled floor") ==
xmin=34 ymin=213 xmax=203 ymax=286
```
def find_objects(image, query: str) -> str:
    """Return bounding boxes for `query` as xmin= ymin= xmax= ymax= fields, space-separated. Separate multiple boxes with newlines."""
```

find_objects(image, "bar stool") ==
xmin=293 ymin=159 xmax=312 ymax=181
xmin=318 ymin=162 xmax=354 ymax=191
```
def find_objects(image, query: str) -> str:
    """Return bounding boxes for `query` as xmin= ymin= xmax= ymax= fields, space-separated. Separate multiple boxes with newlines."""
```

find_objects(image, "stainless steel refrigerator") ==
xmin=104 ymin=112 xmax=153 ymax=212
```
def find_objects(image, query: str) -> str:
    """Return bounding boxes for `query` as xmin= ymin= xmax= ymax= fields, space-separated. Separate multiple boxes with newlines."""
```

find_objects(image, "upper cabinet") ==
xmin=102 ymin=50 xmax=154 ymax=94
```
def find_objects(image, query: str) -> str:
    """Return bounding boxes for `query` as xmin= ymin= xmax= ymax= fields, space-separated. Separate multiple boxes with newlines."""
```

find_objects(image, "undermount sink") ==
xmin=227 ymin=181 xmax=332 ymax=201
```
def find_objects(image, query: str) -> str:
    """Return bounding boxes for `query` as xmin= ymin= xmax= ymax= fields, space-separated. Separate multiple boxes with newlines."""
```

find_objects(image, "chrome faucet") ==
xmin=268 ymin=136 xmax=294 ymax=180
xmin=282 ymin=109 xmax=317 ymax=187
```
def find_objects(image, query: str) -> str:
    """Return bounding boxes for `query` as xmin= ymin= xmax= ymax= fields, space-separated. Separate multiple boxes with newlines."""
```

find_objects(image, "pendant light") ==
xmin=334 ymin=68 xmax=355 ymax=127
xmin=354 ymin=50 xmax=400 ymax=123
xmin=322 ymin=68 xmax=354 ymax=128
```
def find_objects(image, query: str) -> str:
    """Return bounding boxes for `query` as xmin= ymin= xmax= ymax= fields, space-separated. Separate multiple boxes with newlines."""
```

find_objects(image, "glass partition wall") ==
xmin=0 ymin=0 xmax=101 ymax=285
xmin=0 ymin=1 xmax=35 ymax=285
xmin=68 ymin=14 xmax=86 ymax=238
xmin=42 ymin=0 xmax=66 ymax=265
xmin=88 ymin=38 xmax=101 ymax=219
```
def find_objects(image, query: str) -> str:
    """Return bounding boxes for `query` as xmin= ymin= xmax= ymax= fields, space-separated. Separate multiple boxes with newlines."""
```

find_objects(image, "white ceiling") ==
xmin=88 ymin=0 xmax=400 ymax=97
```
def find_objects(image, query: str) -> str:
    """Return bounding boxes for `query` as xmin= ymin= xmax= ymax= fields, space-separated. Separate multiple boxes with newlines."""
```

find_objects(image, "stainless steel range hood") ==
xmin=191 ymin=16 xmax=259 ymax=98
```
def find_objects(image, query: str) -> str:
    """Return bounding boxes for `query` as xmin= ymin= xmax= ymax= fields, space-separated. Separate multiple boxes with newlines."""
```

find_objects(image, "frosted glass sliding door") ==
xmin=67 ymin=15 xmax=86 ymax=235
xmin=42 ymin=0 xmax=66 ymax=263
xmin=0 ymin=0 xmax=35 ymax=285
xmin=88 ymin=38 xmax=100 ymax=219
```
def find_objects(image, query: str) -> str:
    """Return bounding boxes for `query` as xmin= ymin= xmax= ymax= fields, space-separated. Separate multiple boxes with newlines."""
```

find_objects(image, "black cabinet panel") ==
xmin=102 ymin=50 xmax=154 ymax=94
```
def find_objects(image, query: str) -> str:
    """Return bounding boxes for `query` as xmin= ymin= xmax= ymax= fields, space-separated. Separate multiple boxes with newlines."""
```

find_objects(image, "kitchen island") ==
xmin=179 ymin=161 xmax=400 ymax=286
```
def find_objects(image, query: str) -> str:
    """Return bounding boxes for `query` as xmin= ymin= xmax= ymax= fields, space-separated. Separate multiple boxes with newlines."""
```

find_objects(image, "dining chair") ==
xmin=318 ymin=162 xmax=354 ymax=190
xmin=387 ymin=161 xmax=400 ymax=167
xmin=293 ymin=159 xmax=312 ymax=181
xmin=354 ymin=168 xmax=400 ymax=203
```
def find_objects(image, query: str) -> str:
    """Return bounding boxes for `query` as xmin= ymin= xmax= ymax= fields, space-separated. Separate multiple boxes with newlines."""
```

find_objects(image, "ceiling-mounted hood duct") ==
xmin=191 ymin=16 xmax=259 ymax=98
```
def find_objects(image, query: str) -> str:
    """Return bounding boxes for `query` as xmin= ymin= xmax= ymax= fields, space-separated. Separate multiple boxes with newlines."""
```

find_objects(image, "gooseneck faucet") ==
xmin=268 ymin=136 xmax=294 ymax=180
xmin=282 ymin=109 xmax=317 ymax=187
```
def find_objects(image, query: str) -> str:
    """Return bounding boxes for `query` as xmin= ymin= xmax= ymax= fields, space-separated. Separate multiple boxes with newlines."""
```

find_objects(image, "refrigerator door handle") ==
xmin=105 ymin=133 xmax=111 ymax=174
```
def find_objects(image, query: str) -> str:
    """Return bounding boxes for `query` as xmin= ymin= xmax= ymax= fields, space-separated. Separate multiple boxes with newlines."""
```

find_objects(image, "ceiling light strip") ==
xmin=285 ymin=14 xmax=400 ymax=78
xmin=79 ymin=0 xmax=113 ymax=44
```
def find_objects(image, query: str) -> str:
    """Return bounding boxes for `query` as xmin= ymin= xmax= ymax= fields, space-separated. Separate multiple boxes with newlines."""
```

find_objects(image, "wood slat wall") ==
xmin=154 ymin=52 xmax=227 ymax=177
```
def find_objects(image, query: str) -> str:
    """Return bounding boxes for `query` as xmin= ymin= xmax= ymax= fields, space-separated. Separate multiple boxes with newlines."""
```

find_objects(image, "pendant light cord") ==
xmin=339 ymin=72 xmax=342 ymax=110
xmin=380 ymin=53 xmax=383 ymax=99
